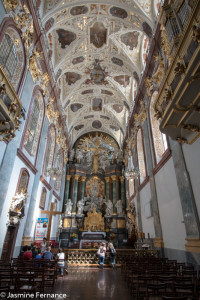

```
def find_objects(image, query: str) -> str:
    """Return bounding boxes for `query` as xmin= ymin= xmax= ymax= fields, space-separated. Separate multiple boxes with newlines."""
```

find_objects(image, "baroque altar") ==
xmin=84 ymin=208 xmax=104 ymax=231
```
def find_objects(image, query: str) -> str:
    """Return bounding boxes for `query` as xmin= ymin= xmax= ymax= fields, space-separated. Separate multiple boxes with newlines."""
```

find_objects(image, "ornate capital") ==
xmin=111 ymin=175 xmax=117 ymax=181
xmin=66 ymin=175 xmax=72 ymax=181
xmin=81 ymin=177 xmax=86 ymax=182
xmin=105 ymin=177 xmax=110 ymax=183
xmin=74 ymin=175 xmax=80 ymax=180
xmin=119 ymin=176 xmax=125 ymax=182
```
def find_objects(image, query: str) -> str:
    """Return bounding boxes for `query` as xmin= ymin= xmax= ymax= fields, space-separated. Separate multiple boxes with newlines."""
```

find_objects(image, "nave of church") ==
xmin=0 ymin=0 xmax=200 ymax=298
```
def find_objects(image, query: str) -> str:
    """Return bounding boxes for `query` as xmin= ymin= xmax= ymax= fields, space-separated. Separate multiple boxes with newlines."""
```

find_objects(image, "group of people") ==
xmin=97 ymin=242 xmax=116 ymax=268
xmin=20 ymin=238 xmax=68 ymax=276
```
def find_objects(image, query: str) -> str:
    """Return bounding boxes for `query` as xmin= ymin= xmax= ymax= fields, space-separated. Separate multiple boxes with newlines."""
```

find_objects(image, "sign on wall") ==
xmin=35 ymin=218 xmax=48 ymax=240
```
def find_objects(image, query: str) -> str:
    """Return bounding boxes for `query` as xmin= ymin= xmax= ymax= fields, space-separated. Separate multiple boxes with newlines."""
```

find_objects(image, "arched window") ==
xmin=150 ymin=91 xmax=168 ymax=164
xmin=17 ymin=169 xmax=29 ymax=193
xmin=137 ymin=128 xmax=146 ymax=183
xmin=39 ymin=187 xmax=47 ymax=210
xmin=24 ymin=90 xmax=44 ymax=156
xmin=44 ymin=127 xmax=56 ymax=177
xmin=0 ymin=28 xmax=24 ymax=90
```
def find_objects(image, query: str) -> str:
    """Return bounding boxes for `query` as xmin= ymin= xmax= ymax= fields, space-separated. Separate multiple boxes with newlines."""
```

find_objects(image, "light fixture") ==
xmin=124 ymin=151 xmax=140 ymax=180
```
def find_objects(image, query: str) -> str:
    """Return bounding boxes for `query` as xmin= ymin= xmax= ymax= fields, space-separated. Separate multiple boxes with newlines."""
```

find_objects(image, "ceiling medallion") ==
xmin=85 ymin=59 xmax=108 ymax=85
xmin=90 ymin=22 xmax=107 ymax=48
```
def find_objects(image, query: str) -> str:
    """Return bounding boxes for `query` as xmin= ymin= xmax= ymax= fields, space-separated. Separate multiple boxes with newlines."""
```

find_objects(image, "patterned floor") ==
xmin=52 ymin=267 xmax=132 ymax=300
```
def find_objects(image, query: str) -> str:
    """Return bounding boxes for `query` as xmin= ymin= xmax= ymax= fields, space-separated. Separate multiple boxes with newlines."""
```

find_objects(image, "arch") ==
xmin=16 ymin=168 xmax=30 ymax=193
xmin=39 ymin=187 xmax=47 ymax=210
xmin=150 ymin=91 xmax=168 ymax=164
xmin=0 ymin=18 xmax=26 ymax=93
xmin=136 ymin=128 xmax=147 ymax=184
xmin=43 ymin=125 xmax=56 ymax=177
xmin=23 ymin=88 xmax=45 ymax=157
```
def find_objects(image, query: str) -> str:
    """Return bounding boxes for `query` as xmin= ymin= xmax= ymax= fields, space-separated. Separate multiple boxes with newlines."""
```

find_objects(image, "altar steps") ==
xmin=68 ymin=264 xmax=121 ymax=268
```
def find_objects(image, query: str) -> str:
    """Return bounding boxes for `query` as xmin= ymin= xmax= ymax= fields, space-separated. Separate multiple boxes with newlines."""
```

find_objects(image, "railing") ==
xmin=0 ymin=64 xmax=22 ymax=142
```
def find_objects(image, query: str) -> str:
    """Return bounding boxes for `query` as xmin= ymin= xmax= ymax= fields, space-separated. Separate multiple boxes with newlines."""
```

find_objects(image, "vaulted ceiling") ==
xmin=40 ymin=0 xmax=160 ymax=146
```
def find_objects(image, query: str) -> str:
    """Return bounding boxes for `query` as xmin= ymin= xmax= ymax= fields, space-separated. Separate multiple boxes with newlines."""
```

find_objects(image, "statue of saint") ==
xmin=65 ymin=199 xmax=72 ymax=216
xmin=115 ymin=199 xmax=125 ymax=217
xmin=105 ymin=200 xmax=113 ymax=216
xmin=77 ymin=199 xmax=85 ymax=215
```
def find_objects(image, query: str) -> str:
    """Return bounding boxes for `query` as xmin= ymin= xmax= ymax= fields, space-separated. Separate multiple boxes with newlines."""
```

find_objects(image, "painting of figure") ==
xmin=111 ymin=57 xmax=123 ymax=67
xmin=65 ymin=72 xmax=81 ymax=85
xmin=90 ymin=22 xmax=107 ymax=48
xmin=110 ymin=7 xmax=128 ymax=19
xmin=120 ymin=31 xmax=139 ymax=50
xmin=92 ymin=98 xmax=102 ymax=111
xmin=70 ymin=5 xmax=88 ymax=16
xmin=101 ymin=89 xmax=113 ymax=96
xmin=72 ymin=56 xmax=85 ymax=65
xmin=56 ymin=29 xmax=76 ymax=48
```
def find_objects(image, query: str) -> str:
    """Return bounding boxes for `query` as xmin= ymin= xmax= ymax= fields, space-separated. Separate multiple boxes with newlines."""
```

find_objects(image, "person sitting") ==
xmin=41 ymin=237 xmax=48 ymax=253
xmin=32 ymin=246 xmax=38 ymax=258
xmin=43 ymin=246 xmax=53 ymax=260
xmin=97 ymin=242 xmax=106 ymax=268
xmin=56 ymin=248 xmax=68 ymax=276
xmin=107 ymin=242 xmax=116 ymax=268
xmin=35 ymin=249 xmax=43 ymax=267
xmin=23 ymin=246 xmax=32 ymax=260
xmin=19 ymin=245 xmax=27 ymax=257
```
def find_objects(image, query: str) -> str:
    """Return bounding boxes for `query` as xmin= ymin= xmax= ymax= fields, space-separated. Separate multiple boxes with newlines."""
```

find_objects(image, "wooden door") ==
xmin=1 ymin=225 xmax=19 ymax=260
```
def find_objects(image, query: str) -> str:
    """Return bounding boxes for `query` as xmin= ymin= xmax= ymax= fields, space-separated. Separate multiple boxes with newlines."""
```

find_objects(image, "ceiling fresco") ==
xmin=40 ymin=0 xmax=160 ymax=146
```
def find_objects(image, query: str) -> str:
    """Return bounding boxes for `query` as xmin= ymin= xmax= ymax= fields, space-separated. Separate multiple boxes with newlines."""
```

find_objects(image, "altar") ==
xmin=80 ymin=231 xmax=106 ymax=249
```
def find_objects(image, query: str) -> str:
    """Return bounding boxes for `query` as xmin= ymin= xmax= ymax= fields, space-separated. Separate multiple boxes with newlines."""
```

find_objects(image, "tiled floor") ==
xmin=53 ymin=267 xmax=132 ymax=300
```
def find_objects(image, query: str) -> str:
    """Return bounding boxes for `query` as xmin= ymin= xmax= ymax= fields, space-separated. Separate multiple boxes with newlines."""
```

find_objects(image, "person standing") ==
xmin=108 ymin=242 xmax=116 ymax=268
xmin=56 ymin=248 xmax=68 ymax=276
xmin=97 ymin=242 xmax=106 ymax=268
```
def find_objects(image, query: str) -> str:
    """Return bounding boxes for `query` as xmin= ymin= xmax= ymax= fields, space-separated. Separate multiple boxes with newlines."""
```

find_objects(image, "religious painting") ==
xmin=86 ymin=176 xmax=105 ymax=198
xmin=101 ymin=89 xmax=113 ymax=96
xmin=44 ymin=17 xmax=54 ymax=33
xmin=56 ymin=29 xmax=76 ymax=48
xmin=90 ymin=22 xmax=107 ymax=48
xmin=17 ymin=169 xmax=29 ymax=193
xmin=82 ymin=89 xmax=93 ymax=95
xmin=70 ymin=103 xmax=83 ymax=112
xmin=120 ymin=31 xmax=139 ymax=50
xmin=92 ymin=98 xmax=102 ymax=111
xmin=72 ymin=56 xmax=85 ymax=65
xmin=111 ymin=57 xmax=123 ymax=67
xmin=70 ymin=5 xmax=88 ymax=16
xmin=110 ymin=7 xmax=128 ymax=19
xmin=92 ymin=120 xmax=102 ymax=129
xmin=85 ymin=59 xmax=108 ymax=85
xmin=74 ymin=124 xmax=84 ymax=131
xmin=39 ymin=187 xmax=47 ymax=210
xmin=113 ymin=104 xmax=123 ymax=113
xmin=84 ymin=115 xmax=94 ymax=119
xmin=65 ymin=72 xmax=81 ymax=85
xmin=110 ymin=125 xmax=119 ymax=131
xmin=114 ymin=75 xmax=130 ymax=87
xmin=100 ymin=115 xmax=109 ymax=120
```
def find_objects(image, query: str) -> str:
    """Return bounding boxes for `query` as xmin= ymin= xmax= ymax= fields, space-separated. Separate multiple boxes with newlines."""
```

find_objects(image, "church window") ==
xmin=44 ymin=127 xmax=56 ymax=177
xmin=150 ymin=92 xmax=168 ymax=164
xmin=0 ymin=29 xmax=24 ymax=90
xmin=39 ymin=188 xmax=47 ymax=210
xmin=17 ymin=169 xmax=29 ymax=193
xmin=24 ymin=91 xmax=44 ymax=156
xmin=137 ymin=128 xmax=146 ymax=183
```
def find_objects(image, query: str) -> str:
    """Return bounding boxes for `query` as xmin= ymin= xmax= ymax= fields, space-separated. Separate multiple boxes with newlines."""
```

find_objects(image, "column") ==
xmin=120 ymin=176 xmax=125 ymax=209
xmin=62 ymin=175 xmax=71 ymax=212
xmin=72 ymin=175 xmax=79 ymax=214
xmin=80 ymin=177 xmax=86 ymax=200
xmin=111 ymin=175 xmax=117 ymax=214
xmin=105 ymin=177 xmax=110 ymax=201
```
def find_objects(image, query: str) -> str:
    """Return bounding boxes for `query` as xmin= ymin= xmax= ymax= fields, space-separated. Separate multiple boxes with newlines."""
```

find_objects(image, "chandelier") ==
xmin=47 ymin=167 xmax=63 ymax=180
xmin=124 ymin=153 xmax=140 ymax=180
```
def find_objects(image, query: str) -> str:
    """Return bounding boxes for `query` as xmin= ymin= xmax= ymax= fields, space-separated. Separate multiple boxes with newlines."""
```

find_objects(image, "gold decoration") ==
xmin=28 ymin=52 xmax=42 ymax=82
xmin=145 ymin=76 xmax=153 ymax=96
xmin=181 ymin=124 xmax=200 ymax=132
xmin=174 ymin=61 xmax=186 ymax=76
xmin=152 ymin=55 xmax=165 ymax=86
xmin=84 ymin=208 xmax=104 ymax=231
xmin=161 ymin=26 xmax=171 ymax=61
xmin=134 ymin=100 xmax=147 ymax=126
xmin=192 ymin=24 xmax=200 ymax=43
xmin=176 ymin=137 xmax=188 ymax=144
xmin=3 ymin=0 xmax=18 ymax=12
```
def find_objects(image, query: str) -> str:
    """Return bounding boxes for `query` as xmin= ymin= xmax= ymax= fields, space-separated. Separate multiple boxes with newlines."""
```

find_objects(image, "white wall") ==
xmin=155 ymin=157 xmax=186 ymax=250
xmin=140 ymin=182 xmax=155 ymax=238
xmin=0 ymin=156 xmax=35 ymax=257
xmin=182 ymin=138 xmax=200 ymax=218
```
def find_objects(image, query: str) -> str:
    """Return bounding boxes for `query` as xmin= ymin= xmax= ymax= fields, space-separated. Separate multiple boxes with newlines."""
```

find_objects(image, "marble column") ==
xmin=62 ymin=175 xmax=71 ymax=212
xmin=72 ymin=175 xmax=79 ymax=214
xmin=169 ymin=139 xmax=200 ymax=248
xmin=80 ymin=177 xmax=86 ymax=200
xmin=111 ymin=175 xmax=117 ymax=214
xmin=105 ymin=177 xmax=110 ymax=201
xmin=120 ymin=176 xmax=125 ymax=209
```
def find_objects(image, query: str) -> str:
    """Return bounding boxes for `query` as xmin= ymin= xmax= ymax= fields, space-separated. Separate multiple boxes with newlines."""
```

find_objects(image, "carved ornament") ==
xmin=192 ymin=24 xmax=200 ymax=43
xmin=84 ymin=208 xmax=104 ymax=231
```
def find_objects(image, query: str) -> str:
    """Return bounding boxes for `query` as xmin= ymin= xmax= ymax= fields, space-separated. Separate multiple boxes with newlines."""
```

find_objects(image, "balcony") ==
xmin=154 ymin=1 xmax=200 ymax=144
xmin=0 ymin=64 xmax=22 ymax=142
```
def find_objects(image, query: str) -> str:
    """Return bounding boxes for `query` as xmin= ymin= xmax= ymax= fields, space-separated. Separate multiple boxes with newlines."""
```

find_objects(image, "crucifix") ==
xmin=41 ymin=202 xmax=62 ymax=241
